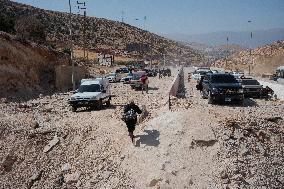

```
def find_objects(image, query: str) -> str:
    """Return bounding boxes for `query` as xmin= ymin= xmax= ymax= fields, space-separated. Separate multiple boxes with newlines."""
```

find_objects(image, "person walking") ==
xmin=140 ymin=74 xmax=149 ymax=94
xmin=122 ymin=100 xmax=142 ymax=143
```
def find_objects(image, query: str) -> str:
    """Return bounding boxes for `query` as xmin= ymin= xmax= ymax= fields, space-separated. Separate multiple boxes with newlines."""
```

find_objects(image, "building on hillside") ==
xmin=98 ymin=53 xmax=114 ymax=66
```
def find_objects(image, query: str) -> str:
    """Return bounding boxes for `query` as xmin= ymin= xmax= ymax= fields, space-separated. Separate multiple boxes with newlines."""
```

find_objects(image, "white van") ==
xmin=68 ymin=78 xmax=111 ymax=112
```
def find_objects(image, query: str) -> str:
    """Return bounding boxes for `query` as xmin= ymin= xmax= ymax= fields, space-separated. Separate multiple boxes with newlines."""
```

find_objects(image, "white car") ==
xmin=120 ymin=74 xmax=133 ymax=84
xmin=107 ymin=73 xmax=121 ymax=82
xmin=68 ymin=78 xmax=111 ymax=112
xmin=192 ymin=68 xmax=212 ymax=80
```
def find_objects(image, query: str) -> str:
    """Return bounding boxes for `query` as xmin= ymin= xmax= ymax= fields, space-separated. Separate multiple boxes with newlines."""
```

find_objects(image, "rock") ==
xmin=61 ymin=163 xmax=71 ymax=172
xmin=44 ymin=107 xmax=53 ymax=113
xmin=148 ymin=178 xmax=161 ymax=187
xmin=1 ymin=98 xmax=8 ymax=103
xmin=102 ymin=171 xmax=111 ymax=179
xmin=30 ymin=170 xmax=43 ymax=181
xmin=64 ymin=172 xmax=81 ymax=184
xmin=43 ymin=136 xmax=59 ymax=153
xmin=27 ymin=170 xmax=43 ymax=189
xmin=31 ymin=121 xmax=39 ymax=129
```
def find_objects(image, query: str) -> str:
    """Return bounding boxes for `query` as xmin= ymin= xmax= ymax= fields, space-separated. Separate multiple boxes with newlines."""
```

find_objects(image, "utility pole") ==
xmin=121 ymin=11 xmax=125 ymax=23
xmin=226 ymin=36 xmax=229 ymax=69
xmin=163 ymin=53 xmax=166 ymax=67
xmin=68 ymin=0 xmax=75 ymax=90
xmin=77 ymin=1 xmax=87 ymax=61
xmin=248 ymin=20 xmax=253 ymax=75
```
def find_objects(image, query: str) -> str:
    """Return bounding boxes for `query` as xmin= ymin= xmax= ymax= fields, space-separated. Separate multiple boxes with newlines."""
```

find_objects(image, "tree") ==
xmin=0 ymin=15 xmax=15 ymax=33
xmin=14 ymin=15 xmax=46 ymax=42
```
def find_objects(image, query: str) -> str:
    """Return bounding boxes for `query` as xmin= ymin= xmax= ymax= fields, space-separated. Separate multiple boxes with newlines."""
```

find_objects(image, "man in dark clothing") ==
xmin=123 ymin=100 xmax=142 ymax=142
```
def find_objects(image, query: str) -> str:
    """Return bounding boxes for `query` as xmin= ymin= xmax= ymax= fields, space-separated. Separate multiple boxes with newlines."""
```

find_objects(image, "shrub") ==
xmin=14 ymin=15 xmax=46 ymax=42
xmin=0 ymin=15 xmax=15 ymax=33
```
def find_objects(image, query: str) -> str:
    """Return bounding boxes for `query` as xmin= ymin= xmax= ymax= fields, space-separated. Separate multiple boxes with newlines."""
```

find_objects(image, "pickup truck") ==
xmin=241 ymin=79 xmax=263 ymax=98
xmin=201 ymin=74 xmax=244 ymax=104
xmin=68 ymin=78 xmax=111 ymax=112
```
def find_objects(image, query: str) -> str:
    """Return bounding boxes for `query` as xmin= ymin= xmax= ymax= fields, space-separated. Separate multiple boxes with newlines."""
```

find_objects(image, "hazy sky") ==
xmin=13 ymin=0 xmax=284 ymax=35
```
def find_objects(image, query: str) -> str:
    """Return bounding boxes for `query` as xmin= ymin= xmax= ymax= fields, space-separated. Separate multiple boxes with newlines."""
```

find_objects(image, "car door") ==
xmin=202 ymin=75 xmax=210 ymax=97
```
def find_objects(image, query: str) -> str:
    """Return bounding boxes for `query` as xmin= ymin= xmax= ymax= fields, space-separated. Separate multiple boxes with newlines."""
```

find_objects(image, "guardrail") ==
xmin=168 ymin=67 xmax=184 ymax=109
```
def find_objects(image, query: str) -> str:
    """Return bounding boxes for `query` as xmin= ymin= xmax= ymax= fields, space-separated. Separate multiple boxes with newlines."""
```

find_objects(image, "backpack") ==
xmin=122 ymin=109 xmax=137 ymax=122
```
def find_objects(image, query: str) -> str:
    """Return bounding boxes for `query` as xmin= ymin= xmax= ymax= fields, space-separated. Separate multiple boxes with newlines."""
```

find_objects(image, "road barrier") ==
xmin=168 ymin=67 xmax=185 ymax=109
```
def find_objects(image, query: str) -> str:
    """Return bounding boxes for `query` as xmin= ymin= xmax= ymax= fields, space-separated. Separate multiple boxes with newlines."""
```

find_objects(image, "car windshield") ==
xmin=196 ymin=70 xmax=211 ymax=75
xmin=211 ymin=75 xmax=238 ymax=83
xmin=242 ymin=80 xmax=260 ymax=85
xmin=78 ymin=84 xmax=101 ymax=92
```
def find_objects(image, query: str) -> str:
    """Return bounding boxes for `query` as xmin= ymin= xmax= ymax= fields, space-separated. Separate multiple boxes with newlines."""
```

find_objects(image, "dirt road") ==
xmin=1 ymin=68 xmax=283 ymax=189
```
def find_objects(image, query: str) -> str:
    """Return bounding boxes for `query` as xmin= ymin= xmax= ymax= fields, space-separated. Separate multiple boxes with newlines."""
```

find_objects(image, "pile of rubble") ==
xmin=217 ymin=115 xmax=284 ymax=188
xmin=0 ymin=75 xmax=174 ymax=188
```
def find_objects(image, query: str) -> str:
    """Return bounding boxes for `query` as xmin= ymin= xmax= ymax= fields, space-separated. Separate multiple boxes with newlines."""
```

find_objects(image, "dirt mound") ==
xmin=0 ymin=32 xmax=68 ymax=100
xmin=214 ymin=40 xmax=284 ymax=75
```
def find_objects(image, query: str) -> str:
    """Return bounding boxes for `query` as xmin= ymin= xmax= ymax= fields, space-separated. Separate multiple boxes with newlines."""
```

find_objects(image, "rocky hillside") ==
xmin=214 ymin=40 xmax=284 ymax=75
xmin=0 ymin=0 xmax=202 ymax=62
xmin=0 ymin=31 xmax=68 ymax=100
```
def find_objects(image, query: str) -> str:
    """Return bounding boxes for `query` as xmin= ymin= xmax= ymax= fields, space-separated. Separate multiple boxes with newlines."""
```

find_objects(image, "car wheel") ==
xmin=208 ymin=92 xmax=214 ymax=104
xmin=201 ymin=89 xmax=207 ymax=99
xmin=72 ymin=106 xmax=77 ymax=112
xmin=97 ymin=99 xmax=103 ymax=110
xmin=106 ymin=99 xmax=111 ymax=107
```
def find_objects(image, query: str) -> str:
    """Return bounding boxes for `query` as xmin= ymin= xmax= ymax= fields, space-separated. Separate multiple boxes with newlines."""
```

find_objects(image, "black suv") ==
xmin=201 ymin=74 xmax=244 ymax=104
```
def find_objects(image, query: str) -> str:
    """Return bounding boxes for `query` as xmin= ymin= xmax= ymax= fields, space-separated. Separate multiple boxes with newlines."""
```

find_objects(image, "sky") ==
xmin=12 ymin=0 xmax=284 ymax=35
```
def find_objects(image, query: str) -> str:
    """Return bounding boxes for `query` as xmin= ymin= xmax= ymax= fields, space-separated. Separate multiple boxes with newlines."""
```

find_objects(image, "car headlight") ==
xmin=238 ymin=89 xmax=244 ymax=93
xmin=212 ymin=87 xmax=219 ymax=94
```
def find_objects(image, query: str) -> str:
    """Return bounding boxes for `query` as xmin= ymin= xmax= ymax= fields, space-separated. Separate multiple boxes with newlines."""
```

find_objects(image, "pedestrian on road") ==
xmin=122 ymin=100 xmax=142 ymax=143
xmin=140 ymin=74 xmax=149 ymax=94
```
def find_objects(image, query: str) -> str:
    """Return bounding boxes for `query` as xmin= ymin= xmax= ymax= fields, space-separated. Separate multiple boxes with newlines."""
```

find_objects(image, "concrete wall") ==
xmin=55 ymin=65 xmax=88 ymax=91
xmin=169 ymin=67 xmax=184 ymax=97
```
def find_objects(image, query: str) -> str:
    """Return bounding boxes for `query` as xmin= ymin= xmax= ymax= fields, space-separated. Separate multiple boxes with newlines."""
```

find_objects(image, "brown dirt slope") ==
xmin=214 ymin=40 xmax=284 ymax=75
xmin=0 ymin=32 xmax=68 ymax=100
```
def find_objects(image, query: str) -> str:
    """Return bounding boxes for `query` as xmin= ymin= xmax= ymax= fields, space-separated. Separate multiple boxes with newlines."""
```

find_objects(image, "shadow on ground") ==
xmin=135 ymin=130 xmax=160 ymax=147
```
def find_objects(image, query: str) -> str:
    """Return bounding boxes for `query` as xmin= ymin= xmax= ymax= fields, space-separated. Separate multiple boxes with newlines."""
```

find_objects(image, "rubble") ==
xmin=43 ymin=135 xmax=59 ymax=153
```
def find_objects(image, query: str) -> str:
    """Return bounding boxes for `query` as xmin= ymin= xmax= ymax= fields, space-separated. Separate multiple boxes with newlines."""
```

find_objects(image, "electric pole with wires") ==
xmin=68 ymin=0 xmax=75 ymax=90
xmin=77 ymin=0 xmax=87 ymax=61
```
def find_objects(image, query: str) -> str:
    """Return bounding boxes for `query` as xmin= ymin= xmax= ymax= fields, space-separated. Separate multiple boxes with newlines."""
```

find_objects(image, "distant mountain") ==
xmin=165 ymin=28 xmax=284 ymax=48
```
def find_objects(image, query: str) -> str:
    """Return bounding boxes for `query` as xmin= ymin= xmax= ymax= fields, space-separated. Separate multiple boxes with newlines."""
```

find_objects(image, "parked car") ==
xmin=241 ymin=78 xmax=263 ymax=98
xmin=130 ymin=71 xmax=146 ymax=90
xmin=116 ymin=67 xmax=129 ymax=73
xmin=201 ymin=73 xmax=244 ymax=104
xmin=192 ymin=68 xmax=212 ymax=80
xmin=121 ymin=73 xmax=133 ymax=84
xmin=159 ymin=68 xmax=171 ymax=77
xmin=144 ymin=68 xmax=157 ymax=77
xmin=107 ymin=72 xmax=121 ymax=82
xmin=230 ymin=71 xmax=244 ymax=79
xmin=68 ymin=78 xmax=111 ymax=112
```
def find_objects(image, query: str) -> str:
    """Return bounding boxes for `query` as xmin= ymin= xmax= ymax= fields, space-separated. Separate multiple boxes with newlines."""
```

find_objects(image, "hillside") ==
xmin=214 ymin=40 xmax=284 ymax=75
xmin=0 ymin=31 xmax=69 ymax=100
xmin=0 ymin=0 xmax=202 ymax=63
